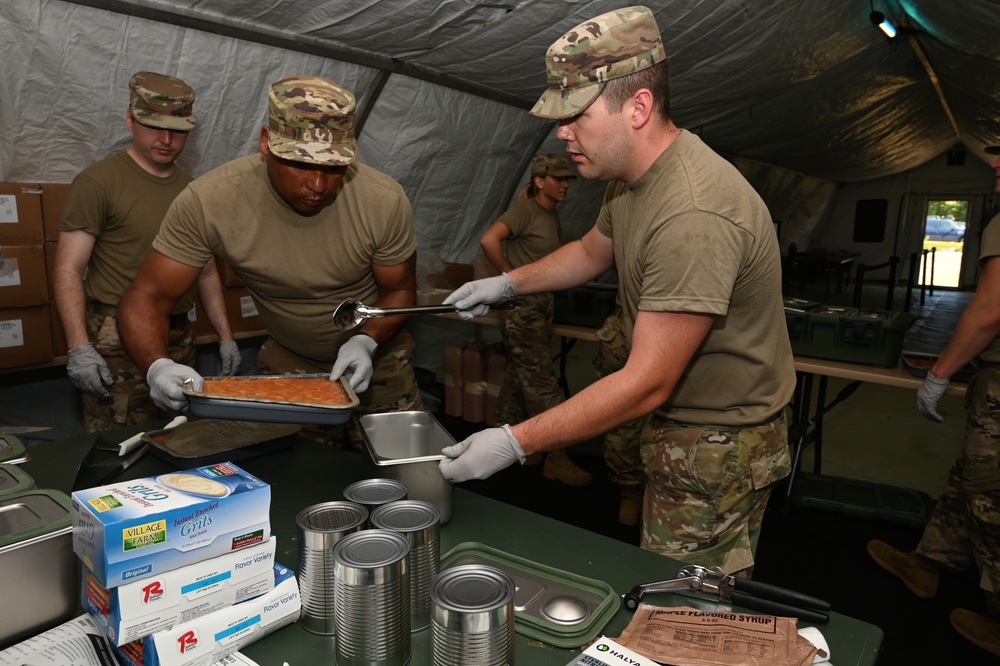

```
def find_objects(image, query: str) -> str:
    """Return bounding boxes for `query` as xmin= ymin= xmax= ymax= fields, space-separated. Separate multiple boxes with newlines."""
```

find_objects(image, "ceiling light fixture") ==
xmin=869 ymin=2 xmax=897 ymax=38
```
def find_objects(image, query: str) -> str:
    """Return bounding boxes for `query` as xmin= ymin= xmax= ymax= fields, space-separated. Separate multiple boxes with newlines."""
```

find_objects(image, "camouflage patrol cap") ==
xmin=128 ymin=72 xmax=197 ymax=131
xmin=531 ymin=6 xmax=666 ymax=120
xmin=267 ymin=75 xmax=357 ymax=166
xmin=530 ymin=153 xmax=576 ymax=178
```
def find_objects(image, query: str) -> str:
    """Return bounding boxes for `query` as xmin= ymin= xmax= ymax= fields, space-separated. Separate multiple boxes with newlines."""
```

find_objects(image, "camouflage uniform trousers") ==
xmin=82 ymin=311 xmax=195 ymax=433
xmin=256 ymin=330 xmax=424 ymax=450
xmin=639 ymin=411 xmax=791 ymax=576
xmin=594 ymin=307 xmax=644 ymax=489
xmin=916 ymin=366 xmax=1000 ymax=614
xmin=495 ymin=293 xmax=563 ymax=426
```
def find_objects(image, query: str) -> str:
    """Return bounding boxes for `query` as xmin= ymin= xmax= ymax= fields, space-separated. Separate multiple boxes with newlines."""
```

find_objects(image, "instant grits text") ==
xmin=71 ymin=462 xmax=270 ymax=589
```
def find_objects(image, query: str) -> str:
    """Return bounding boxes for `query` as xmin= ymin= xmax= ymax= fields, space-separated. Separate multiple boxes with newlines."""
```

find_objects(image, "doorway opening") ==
xmin=921 ymin=199 xmax=968 ymax=288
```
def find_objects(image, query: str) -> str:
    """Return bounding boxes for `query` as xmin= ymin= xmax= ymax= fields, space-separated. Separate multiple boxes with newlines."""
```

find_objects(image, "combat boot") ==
xmin=867 ymin=539 xmax=940 ymax=598
xmin=523 ymin=452 xmax=545 ymax=466
xmin=618 ymin=485 xmax=643 ymax=526
xmin=950 ymin=609 xmax=1000 ymax=657
xmin=542 ymin=450 xmax=592 ymax=487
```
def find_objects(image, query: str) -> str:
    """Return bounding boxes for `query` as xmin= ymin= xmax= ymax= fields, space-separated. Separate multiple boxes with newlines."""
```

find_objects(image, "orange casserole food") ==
xmin=199 ymin=377 xmax=352 ymax=405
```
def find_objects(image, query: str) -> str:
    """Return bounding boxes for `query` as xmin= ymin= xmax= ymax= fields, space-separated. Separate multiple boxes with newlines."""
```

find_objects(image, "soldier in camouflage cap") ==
xmin=266 ymin=75 xmax=357 ymax=166
xmin=129 ymin=71 xmax=197 ymax=131
xmin=530 ymin=153 xmax=576 ymax=178
xmin=441 ymin=6 xmax=794 ymax=577
xmin=531 ymin=6 xmax=666 ymax=120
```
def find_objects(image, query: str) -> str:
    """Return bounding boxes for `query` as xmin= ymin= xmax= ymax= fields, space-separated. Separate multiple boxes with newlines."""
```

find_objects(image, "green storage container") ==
xmin=0 ymin=463 xmax=35 ymax=498
xmin=553 ymin=284 xmax=617 ymax=328
xmin=791 ymin=472 xmax=934 ymax=529
xmin=785 ymin=305 xmax=915 ymax=367
xmin=0 ymin=435 xmax=28 ymax=464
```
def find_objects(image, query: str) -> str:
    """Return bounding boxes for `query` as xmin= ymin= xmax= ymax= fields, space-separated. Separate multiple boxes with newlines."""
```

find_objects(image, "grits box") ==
xmin=83 ymin=535 xmax=277 ymax=646
xmin=71 ymin=462 xmax=270 ymax=589
xmin=113 ymin=565 xmax=300 ymax=666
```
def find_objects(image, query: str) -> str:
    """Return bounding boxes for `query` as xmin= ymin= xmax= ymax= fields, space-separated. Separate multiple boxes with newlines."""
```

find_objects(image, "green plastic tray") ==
xmin=441 ymin=541 xmax=620 ymax=648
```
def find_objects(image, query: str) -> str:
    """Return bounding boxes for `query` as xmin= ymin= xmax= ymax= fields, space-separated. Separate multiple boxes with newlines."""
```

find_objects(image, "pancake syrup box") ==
xmin=83 ymin=536 xmax=277 ymax=645
xmin=113 ymin=565 xmax=300 ymax=666
xmin=71 ymin=462 xmax=270 ymax=589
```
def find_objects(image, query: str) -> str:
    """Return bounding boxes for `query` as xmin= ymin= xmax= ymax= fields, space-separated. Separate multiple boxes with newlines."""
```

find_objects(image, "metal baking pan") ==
xmin=143 ymin=420 xmax=301 ymax=467
xmin=900 ymin=351 xmax=978 ymax=383
xmin=441 ymin=541 xmax=619 ymax=648
xmin=183 ymin=374 xmax=359 ymax=425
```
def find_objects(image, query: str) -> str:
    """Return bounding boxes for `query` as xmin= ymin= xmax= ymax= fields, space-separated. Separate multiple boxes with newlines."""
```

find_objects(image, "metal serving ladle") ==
xmin=332 ymin=298 xmax=514 ymax=330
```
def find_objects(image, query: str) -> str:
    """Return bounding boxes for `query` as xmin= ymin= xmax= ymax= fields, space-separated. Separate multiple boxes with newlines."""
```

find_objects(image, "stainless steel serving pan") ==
xmin=183 ymin=374 xmax=359 ymax=425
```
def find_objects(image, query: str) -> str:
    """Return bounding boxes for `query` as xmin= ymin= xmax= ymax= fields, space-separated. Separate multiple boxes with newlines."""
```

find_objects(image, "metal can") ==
xmin=430 ymin=564 xmax=516 ymax=666
xmin=295 ymin=500 xmax=368 ymax=635
xmin=343 ymin=478 xmax=408 ymax=526
xmin=371 ymin=500 xmax=441 ymax=632
xmin=333 ymin=529 xmax=412 ymax=666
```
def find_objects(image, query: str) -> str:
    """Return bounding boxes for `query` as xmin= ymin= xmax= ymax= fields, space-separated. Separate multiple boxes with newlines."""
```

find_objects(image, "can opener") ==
xmin=623 ymin=564 xmax=831 ymax=624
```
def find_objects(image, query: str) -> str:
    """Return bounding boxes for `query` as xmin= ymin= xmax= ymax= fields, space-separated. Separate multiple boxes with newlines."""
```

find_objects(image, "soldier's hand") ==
xmin=438 ymin=425 xmax=526 ymax=482
xmin=331 ymin=334 xmax=377 ymax=393
xmin=66 ymin=343 xmax=114 ymax=397
xmin=219 ymin=340 xmax=242 ymax=376
xmin=916 ymin=371 xmax=949 ymax=422
xmin=443 ymin=273 xmax=518 ymax=319
xmin=147 ymin=358 xmax=203 ymax=411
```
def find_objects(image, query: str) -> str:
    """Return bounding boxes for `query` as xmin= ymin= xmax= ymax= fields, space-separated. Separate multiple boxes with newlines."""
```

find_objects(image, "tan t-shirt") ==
xmin=59 ymin=152 xmax=196 ymax=313
xmin=498 ymin=198 xmax=561 ymax=268
xmin=596 ymin=130 xmax=794 ymax=425
xmin=977 ymin=212 xmax=1000 ymax=363
xmin=153 ymin=155 xmax=416 ymax=362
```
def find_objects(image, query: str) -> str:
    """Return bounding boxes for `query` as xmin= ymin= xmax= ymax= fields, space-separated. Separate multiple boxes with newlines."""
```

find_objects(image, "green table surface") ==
xmin=22 ymin=422 xmax=883 ymax=666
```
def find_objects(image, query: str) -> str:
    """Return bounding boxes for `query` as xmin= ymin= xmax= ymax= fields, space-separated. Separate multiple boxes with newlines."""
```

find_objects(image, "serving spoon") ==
xmin=332 ymin=298 xmax=514 ymax=330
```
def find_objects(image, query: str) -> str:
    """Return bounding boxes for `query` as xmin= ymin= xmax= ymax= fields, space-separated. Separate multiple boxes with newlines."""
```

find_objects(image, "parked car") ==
xmin=925 ymin=217 xmax=965 ymax=242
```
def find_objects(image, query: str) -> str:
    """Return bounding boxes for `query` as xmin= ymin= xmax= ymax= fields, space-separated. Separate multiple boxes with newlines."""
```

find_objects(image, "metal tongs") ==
xmin=332 ymin=297 xmax=515 ymax=330
xmin=623 ymin=565 xmax=831 ymax=624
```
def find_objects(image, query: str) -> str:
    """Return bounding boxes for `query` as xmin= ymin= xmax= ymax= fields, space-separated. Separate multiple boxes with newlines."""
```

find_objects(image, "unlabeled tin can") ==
xmin=372 ymin=500 xmax=441 ymax=632
xmin=343 ymin=478 xmax=408 ymax=526
xmin=333 ymin=529 xmax=412 ymax=666
xmin=295 ymin=500 xmax=368 ymax=635
xmin=430 ymin=564 xmax=516 ymax=666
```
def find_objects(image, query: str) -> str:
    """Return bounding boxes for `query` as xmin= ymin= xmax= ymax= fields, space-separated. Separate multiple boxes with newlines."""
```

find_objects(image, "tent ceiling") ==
xmin=64 ymin=0 xmax=1000 ymax=182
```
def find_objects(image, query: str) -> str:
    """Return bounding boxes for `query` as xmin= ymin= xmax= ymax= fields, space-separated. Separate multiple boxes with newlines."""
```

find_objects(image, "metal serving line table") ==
xmin=21 ymin=423 xmax=883 ymax=665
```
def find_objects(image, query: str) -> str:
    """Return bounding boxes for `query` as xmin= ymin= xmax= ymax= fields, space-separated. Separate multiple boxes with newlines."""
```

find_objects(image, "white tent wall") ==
xmin=818 ymin=149 xmax=996 ymax=290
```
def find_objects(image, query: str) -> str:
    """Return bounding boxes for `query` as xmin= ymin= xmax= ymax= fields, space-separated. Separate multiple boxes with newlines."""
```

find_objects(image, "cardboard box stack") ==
xmin=70 ymin=462 xmax=301 ymax=666
xmin=443 ymin=342 xmax=506 ymax=425
xmin=0 ymin=183 xmax=54 ymax=368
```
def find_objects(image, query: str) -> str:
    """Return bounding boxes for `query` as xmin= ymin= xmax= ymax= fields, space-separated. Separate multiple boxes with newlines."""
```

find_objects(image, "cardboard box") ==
xmin=0 ymin=305 xmax=54 ymax=368
xmin=114 ymin=566 xmax=300 ymax=666
xmin=44 ymin=241 xmax=58 ymax=296
xmin=189 ymin=302 xmax=212 ymax=339
xmin=462 ymin=343 xmax=488 ymax=423
xmin=485 ymin=346 xmax=506 ymax=427
xmin=222 ymin=287 xmax=265 ymax=335
xmin=50 ymin=299 xmax=69 ymax=357
xmin=0 ymin=244 xmax=49 ymax=307
xmin=217 ymin=260 xmax=243 ymax=288
xmin=0 ymin=182 xmax=44 ymax=245
xmin=83 ymin=536 xmax=277 ymax=646
xmin=443 ymin=345 xmax=463 ymax=417
xmin=71 ymin=462 xmax=271 ymax=589
xmin=41 ymin=183 xmax=71 ymax=243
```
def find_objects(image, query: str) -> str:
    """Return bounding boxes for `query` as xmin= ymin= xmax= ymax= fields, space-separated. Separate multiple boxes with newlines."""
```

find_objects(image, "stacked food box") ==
xmin=70 ymin=462 xmax=301 ymax=666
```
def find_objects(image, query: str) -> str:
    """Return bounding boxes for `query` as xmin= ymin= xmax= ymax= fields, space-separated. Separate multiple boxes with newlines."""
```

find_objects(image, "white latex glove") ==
xmin=331 ymin=334 xmax=378 ymax=393
xmin=147 ymin=358 xmax=203 ymax=411
xmin=219 ymin=340 xmax=242 ymax=376
xmin=916 ymin=371 xmax=950 ymax=422
xmin=66 ymin=343 xmax=114 ymax=397
xmin=443 ymin=273 xmax=518 ymax=320
xmin=438 ymin=424 xmax=527 ymax=482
